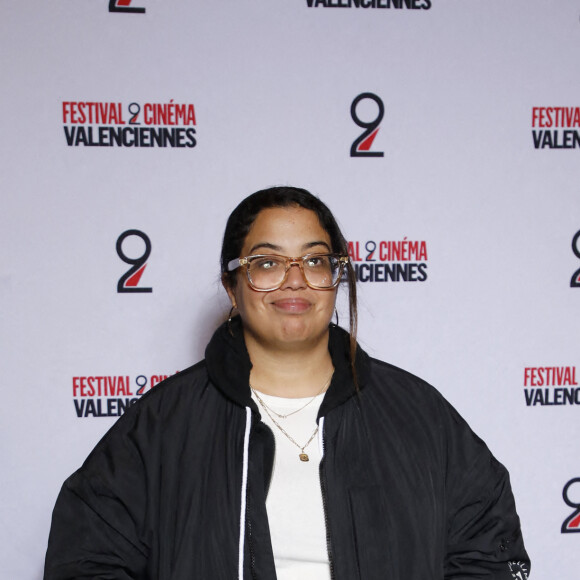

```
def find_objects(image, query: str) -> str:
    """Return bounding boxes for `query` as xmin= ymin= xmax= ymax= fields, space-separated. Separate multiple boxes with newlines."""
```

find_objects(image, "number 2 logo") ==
xmin=365 ymin=241 xmax=377 ymax=262
xmin=350 ymin=93 xmax=385 ymax=158
xmin=116 ymin=229 xmax=153 ymax=293
xmin=570 ymin=230 xmax=580 ymax=288
xmin=128 ymin=103 xmax=141 ymax=125
xmin=561 ymin=477 xmax=580 ymax=533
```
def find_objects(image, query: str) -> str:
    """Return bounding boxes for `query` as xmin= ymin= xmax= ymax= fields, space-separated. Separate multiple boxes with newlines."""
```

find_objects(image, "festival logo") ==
xmin=109 ymin=0 xmax=145 ymax=14
xmin=306 ymin=0 xmax=431 ymax=9
xmin=522 ymin=366 xmax=579 ymax=406
xmin=350 ymin=93 xmax=385 ymax=157
xmin=531 ymin=107 xmax=580 ymax=149
xmin=62 ymin=100 xmax=197 ymax=148
xmin=72 ymin=373 xmax=176 ymax=418
xmin=562 ymin=478 xmax=580 ymax=533
xmin=571 ymin=230 xmax=580 ymax=288
xmin=116 ymin=229 xmax=153 ymax=293
xmin=347 ymin=238 xmax=428 ymax=283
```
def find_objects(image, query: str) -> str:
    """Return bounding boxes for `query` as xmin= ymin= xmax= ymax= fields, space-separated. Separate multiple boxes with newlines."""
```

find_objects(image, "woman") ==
xmin=44 ymin=186 xmax=530 ymax=580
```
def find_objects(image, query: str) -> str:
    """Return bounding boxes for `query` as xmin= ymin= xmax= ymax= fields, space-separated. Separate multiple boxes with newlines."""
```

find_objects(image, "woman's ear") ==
xmin=222 ymin=274 xmax=237 ymax=309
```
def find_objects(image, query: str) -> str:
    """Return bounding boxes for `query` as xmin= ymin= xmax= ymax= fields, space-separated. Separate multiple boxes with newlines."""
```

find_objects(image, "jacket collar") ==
xmin=204 ymin=316 xmax=370 ymax=418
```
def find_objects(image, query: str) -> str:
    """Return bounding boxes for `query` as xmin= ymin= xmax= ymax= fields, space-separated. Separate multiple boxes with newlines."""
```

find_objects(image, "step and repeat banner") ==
xmin=1 ymin=1 xmax=579 ymax=578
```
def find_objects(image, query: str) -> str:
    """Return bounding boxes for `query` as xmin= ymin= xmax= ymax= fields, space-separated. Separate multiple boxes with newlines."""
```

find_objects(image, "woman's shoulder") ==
xmin=366 ymin=356 xmax=437 ymax=395
xmin=97 ymin=360 xmax=219 ymax=434
xmin=362 ymin=356 xmax=461 ymax=421
xmin=77 ymin=359 xmax=233 ymax=462
xmin=135 ymin=360 xmax=210 ymax=405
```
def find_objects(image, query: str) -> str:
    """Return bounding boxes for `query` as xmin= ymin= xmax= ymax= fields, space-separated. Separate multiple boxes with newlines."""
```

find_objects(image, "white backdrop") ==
xmin=2 ymin=1 xmax=580 ymax=578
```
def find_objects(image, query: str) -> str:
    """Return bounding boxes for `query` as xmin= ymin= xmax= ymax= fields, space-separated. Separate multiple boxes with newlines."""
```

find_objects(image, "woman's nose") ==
xmin=281 ymin=262 xmax=307 ymax=289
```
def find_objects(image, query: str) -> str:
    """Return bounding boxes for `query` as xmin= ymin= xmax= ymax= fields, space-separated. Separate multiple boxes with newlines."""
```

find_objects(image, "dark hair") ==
xmin=220 ymin=186 xmax=358 ymax=379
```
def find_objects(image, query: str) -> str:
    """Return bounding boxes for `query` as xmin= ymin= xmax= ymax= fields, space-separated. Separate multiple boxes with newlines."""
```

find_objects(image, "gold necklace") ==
xmin=254 ymin=394 xmax=319 ymax=462
xmin=250 ymin=374 xmax=331 ymax=420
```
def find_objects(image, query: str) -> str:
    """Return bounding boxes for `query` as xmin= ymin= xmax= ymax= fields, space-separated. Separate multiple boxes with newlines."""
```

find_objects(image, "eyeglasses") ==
xmin=227 ymin=253 xmax=349 ymax=291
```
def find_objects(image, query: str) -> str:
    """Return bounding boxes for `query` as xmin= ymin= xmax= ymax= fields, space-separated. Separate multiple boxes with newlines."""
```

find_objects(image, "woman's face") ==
xmin=226 ymin=206 xmax=338 ymax=351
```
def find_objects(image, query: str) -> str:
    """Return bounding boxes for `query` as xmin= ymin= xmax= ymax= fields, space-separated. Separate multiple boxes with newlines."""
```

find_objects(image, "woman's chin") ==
xmin=276 ymin=318 xmax=329 ymax=347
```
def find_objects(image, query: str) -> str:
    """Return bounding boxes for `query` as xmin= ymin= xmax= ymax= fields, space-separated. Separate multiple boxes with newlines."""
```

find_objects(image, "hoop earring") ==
xmin=228 ymin=306 xmax=236 ymax=336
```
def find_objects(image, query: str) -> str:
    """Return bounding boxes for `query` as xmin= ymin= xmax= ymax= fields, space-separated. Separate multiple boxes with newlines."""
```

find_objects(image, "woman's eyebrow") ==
xmin=248 ymin=240 xmax=332 ymax=255
xmin=248 ymin=242 xmax=282 ymax=254
xmin=302 ymin=241 xmax=332 ymax=252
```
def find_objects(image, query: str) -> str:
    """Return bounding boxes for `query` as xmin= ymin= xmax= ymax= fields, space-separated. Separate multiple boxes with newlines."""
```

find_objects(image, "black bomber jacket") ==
xmin=44 ymin=319 xmax=531 ymax=580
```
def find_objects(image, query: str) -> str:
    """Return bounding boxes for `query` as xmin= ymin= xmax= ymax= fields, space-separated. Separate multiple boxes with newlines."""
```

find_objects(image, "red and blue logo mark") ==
xmin=350 ymin=93 xmax=384 ymax=157
xmin=109 ymin=0 xmax=145 ymax=14
xmin=571 ymin=230 xmax=580 ymax=288
xmin=116 ymin=230 xmax=152 ymax=293
xmin=562 ymin=478 xmax=580 ymax=533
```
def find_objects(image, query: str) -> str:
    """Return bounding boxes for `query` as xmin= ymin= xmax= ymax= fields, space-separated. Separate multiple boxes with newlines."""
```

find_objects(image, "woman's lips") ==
xmin=271 ymin=298 xmax=312 ymax=313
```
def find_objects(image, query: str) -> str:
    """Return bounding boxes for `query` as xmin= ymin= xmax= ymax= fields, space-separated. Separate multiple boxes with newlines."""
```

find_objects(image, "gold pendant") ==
xmin=299 ymin=453 xmax=309 ymax=462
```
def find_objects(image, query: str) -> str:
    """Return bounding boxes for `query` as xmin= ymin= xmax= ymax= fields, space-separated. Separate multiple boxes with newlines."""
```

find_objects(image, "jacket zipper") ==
xmin=247 ymin=496 xmax=257 ymax=580
xmin=319 ymin=418 xmax=336 ymax=580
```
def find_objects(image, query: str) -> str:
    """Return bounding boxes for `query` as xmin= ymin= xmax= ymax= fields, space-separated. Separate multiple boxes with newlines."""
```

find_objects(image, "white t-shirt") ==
xmin=251 ymin=390 xmax=331 ymax=580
